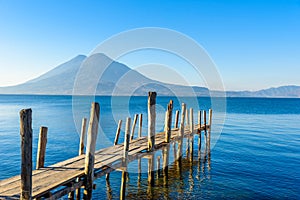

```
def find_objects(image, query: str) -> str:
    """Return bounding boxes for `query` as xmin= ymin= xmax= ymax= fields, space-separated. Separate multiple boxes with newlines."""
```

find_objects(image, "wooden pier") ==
xmin=0 ymin=92 xmax=212 ymax=200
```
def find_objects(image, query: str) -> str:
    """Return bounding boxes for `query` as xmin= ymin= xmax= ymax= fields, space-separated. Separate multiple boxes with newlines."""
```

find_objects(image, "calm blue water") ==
xmin=0 ymin=95 xmax=299 ymax=199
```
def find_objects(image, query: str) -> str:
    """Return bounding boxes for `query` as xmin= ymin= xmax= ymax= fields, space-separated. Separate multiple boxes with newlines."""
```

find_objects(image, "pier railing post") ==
xmin=114 ymin=120 xmax=122 ymax=146
xmin=138 ymin=114 xmax=143 ymax=137
xmin=179 ymin=103 xmax=186 ymax=138
xmin=36 ymin=126 xmax=48 ymax=169
xmin=174 ymin=110 xmax=179 ymax=129
xmin=164 ymin=100 xmax=173 ymax=143
xmin=148 ymin=92 xmax=156 ymax=151
xmin=20 ymin=109 xmax=32 ymax=200
xmin=130 ymin=114 xmax=138 ymax=141
xmin=79 ymin=118 xmax=87 ymax=156
xmin=83 ymin=103 xmax=100 ymax=200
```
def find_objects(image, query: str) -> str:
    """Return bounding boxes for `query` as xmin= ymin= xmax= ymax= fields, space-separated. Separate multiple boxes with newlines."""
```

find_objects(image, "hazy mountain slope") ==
xmin=0 ymin=53 xmax=298 ymax=97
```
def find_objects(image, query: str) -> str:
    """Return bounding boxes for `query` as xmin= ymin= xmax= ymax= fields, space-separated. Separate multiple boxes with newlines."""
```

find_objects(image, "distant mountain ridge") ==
xmin=0 ymin=54 xmax=299 ymax=97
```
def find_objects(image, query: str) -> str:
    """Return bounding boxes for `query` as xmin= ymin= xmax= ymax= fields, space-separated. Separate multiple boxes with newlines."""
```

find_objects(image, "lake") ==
xmin=0 ymin=95 xmax=299 ymax=199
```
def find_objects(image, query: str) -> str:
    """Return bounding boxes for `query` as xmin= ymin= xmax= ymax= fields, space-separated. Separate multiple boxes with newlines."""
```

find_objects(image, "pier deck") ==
xmin=0 ymin=125 xmax=207 ymax=199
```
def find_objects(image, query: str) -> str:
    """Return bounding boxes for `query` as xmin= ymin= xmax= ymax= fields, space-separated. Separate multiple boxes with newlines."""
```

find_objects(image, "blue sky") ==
xmin=0 ymin=0 xmax=299 ymax=90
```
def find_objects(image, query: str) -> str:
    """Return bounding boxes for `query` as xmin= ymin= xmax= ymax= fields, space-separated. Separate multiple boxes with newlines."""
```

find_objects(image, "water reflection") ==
xmin=118 ymin=134 xmax=211 ymax=199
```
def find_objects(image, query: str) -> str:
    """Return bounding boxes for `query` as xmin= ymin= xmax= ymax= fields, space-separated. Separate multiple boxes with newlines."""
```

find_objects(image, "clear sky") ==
xmin=0 ymin=0 xmax=299 ymax=91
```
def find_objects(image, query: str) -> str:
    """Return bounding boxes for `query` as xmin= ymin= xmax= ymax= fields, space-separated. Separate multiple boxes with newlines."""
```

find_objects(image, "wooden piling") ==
xmin=174 ymin=110 xmax=179 ymax=129
xmin=198 ymin=111 xmax=202 ymax=160
xmin=20 ymin=109 xmax=32 ymax=200
xmin=138 ymin=114 xmax=142 ymax=186
xmin=120 ymin=171 xmax=128 ymax=200
xmin=75 ymin=118 xmax=87 ymax=200
xmin=106 ymin=119 xmax=122 ymax=181
xmin=83 ymin=103 xmax=100 ymax=200
xmin=130 ymin=114 xmax=138 ymax=141
xmin=177 ymin=103 xmax=186 ymax=162
xmin=138 ymin=114 xmax=143 ymax=137
xmin=179 ymin=103 xmax=186 ymax=137
xmin=79 ymin=118 xmax=87 ymax=155
xmin=164 ymin=100 xmax=173 ymax=143
xmin=148 ymin=92 xmax=156 ymax=151
xmin=114 ymin=120 xmax=122 ymax=145
xmin=189 ymin=108 xmax=194 ymax=162
xmin=120 ymin=117 xmax=131 ymax=200
xmin=185 ymin=108 xmax=189 ymax=126
xmin=208 ymin=109 xmax=212 ymax=148
xmin=198 ymin=110 xmax=202 ymax=134
xmin=36 ymin=126 xmax=48 ymax=169
xmin=123 ymin=117 xmax=131 ymax=165
xmin=203 ymin=110 xmax=207 ymax=131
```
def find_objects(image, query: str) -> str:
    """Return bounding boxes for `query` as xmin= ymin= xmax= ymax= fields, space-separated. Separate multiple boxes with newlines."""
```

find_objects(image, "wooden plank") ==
xmin=148 ymin=92 xmax=156 ymax=151
xmin=83 ymin=102 xmax=100 ymax=200
xmin=20 ymin=108 xmax=32 ymax=200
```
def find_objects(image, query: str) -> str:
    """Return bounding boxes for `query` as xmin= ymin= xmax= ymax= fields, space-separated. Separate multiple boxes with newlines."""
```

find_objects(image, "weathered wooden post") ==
xmin=130 ymin=114 xmax=138 ymax=141
xmin=20 ymin=109 xmax=32 ymax=200
xmin=138 ymin=113 xmax=143 ymax=137
xmin=148 ymin=92 xmax=156 ymax=151
xmin=203 ymin=110 xmax=207 ymax=145
xmin=189 ymin=108 xmax=194 ymax=162
xmin=198 ymin=111 xmax=202 ymax=160
xmin=203 ymin=110 xmax=207 ymax=132
xmin=123 ymin=118 xmax=131 ymax=165
xmin=114 ymin=120 xmax=122 ymax=145
xmin=177 ymin=103 xmax=186 ymax=162
xmin=106 ymin=119 xmax=122 ymax=181
xmin=138 ymin=114 xmax=142 ymax=185
xmin=75 ymin=118 xmax=87 ymax=200
xmin=79 ymin=118 xmax=87 ymax=156
xmin=164 ymin=100 xmax=173 ymax=143
xmin=83 ymin=103 xmax=100 ymax=200
xmin=120 ymin=117 xmax=131 ymax=200
xmin=208 ymin=109 xmax=212 ymax=149
xmin=198 ymin=110 xmax=202 ymax=134
xmin=36 ymin=126 xmax=48 ymax=169
xmin=174 ymin=110 xmax=179 ymax=129
xmin=185 ymin=108 xmax=189 ymax=126
xmin=179 ymin=103 xmax=186 ymax=138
